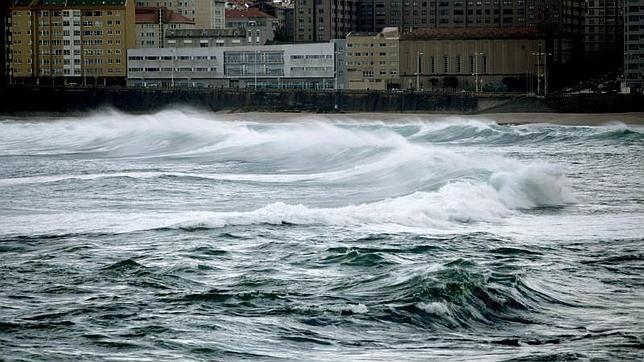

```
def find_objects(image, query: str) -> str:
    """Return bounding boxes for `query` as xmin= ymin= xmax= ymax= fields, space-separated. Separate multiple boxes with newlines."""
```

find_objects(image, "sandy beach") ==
xmin=213 ymin=111 xmax=644 ymax=126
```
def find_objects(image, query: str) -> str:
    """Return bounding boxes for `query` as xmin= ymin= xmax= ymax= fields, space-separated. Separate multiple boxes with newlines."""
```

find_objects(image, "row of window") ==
xmin=129 ymin=67 xmax=216 ymax=72
xmin=290 ymin=66 xmax=333 ymax=72
xmin=290 ymin=55 xmax=333 ymax=59
xmin=129 ymin=55 xmax=218 ymax=61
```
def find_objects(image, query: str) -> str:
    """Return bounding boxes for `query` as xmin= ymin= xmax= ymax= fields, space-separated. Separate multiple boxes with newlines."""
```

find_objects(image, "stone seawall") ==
xmin=0 ymin=86 xmax=642 ymax=115
xmin=0 ymin=87 xmax=478 ymax=114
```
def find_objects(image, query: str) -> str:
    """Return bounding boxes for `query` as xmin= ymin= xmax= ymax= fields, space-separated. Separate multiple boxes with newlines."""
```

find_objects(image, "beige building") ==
xmin=346 ymin=27 xmax=400 ymax=90
xmin=135 ymin=0 xmax=225 ymax=29
xmin=399 ymin=27 xmax=547 ymax=92
xmin=136 ymin=7 xmax=195 ymax=48
xmin=8 ymin=0 xmax=136 ymax=85
xmin=346 ymin=27 xmax=546 ymax=92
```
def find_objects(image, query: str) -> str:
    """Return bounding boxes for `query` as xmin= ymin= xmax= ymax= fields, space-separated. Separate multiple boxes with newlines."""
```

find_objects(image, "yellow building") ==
xmin=346 ymin=27 xmax=400 ymax=90
xmin=8 ymin=0 xmax=136 ymax=85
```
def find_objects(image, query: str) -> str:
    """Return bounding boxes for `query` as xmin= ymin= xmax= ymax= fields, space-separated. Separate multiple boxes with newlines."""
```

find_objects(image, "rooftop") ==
xmin=12 ymin=0 xmax=127 ymax=6
xmin=225 ymin=8 xmax=275 ymax=19
xmin=401 ymin=27 xmax=546 ymax=40
xmin=136 ymin=7 xmax=195 ymax=25
xmin=42 ymin=0 xmax=127 ymax=5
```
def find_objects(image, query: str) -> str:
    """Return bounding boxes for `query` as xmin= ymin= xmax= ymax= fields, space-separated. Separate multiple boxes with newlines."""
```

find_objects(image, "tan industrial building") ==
xmin=401 ymin=28 xmax=547 ymax=92
xmin=346 ymin=27 xmax=400 ymax=90
xmin=8 ymin=0 xmax=136 ymax=85
xmin=346 ymin=27 xmax=546 ymax=92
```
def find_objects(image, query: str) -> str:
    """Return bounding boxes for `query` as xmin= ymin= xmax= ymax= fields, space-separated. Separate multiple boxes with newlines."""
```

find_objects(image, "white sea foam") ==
xmin=0 ymin=109 xmax=581 ymax=236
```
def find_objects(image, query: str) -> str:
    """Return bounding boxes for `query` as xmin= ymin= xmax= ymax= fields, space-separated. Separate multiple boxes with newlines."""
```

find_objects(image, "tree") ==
xmin=429 ymin=78 xmax=439 ymax=90
xmin=501 ymin=77 xmax=523 ymax=92
xmin=442 ymin=76 xmax=458 ymax=90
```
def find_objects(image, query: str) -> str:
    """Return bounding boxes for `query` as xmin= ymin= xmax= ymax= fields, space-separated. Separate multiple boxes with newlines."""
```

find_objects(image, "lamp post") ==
xmin=532 ymin=49 xmax=551 ymax=96
xmin=416 ymin=50 xmax=423 ymax=91
xmin=472 ymin=52 xmax=484 ymax=92
xmin=254 ymin=49 xmax=258 ymax=89
xmin=171 ymin=47 xmax=175 ymax=88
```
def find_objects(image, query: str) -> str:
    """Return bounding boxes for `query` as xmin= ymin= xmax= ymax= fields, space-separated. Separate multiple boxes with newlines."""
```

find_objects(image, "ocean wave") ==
xmin=0 ymin=109 xmax=640 ymax=160
xmin=0 ymin=163 xmax=574 ymax=237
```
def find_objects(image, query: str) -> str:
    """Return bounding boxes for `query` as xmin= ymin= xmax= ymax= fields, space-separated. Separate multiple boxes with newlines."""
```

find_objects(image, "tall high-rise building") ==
xmin=7 ymin=0 xmax=136 ymax=85
xmin=295 ymin=0 xmax=359 ymax=42
xmin=1 ymin=1 xmax=8 ymax=87
xmin=583 ymin=0 xmax=623 ymax=65
xmin=296 ymin=1 xmax=586 ymax=42
xmin=624 ymin=0 xmax=644 ymax=89
xmin=135 ymin=0 xmax=225 ymax=29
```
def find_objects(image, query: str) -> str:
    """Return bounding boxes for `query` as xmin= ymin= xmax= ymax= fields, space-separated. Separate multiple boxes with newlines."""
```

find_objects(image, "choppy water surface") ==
xmin=0 ymin=110 xmax=642 ymax=360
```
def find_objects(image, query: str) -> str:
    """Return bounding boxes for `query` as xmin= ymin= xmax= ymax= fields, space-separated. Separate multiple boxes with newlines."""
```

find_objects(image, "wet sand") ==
xmin=216 ymin=111 xmax=644 ymax=126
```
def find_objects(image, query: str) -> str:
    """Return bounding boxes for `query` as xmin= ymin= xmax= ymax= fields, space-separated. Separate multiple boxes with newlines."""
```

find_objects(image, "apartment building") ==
xmin=127 ymin=41 xmax=343 ymax=89
xmin=8 ymin=0 xmax=136 ymax=85
xmin=164 ymin=28 xmax=251 ymax=48
xmin=136 ymin=7 xmax=194 ymax=48
xmin=1 ymin=1 xmax=8 ymax=87
xmin=583 ymin=0 xmax=623 ymax=65
xmin=249 ymin=0 xmax=295 ymax=42
xmin=398 ymin=27 xmax=546 ymax=91
xmin=225 ymin=8 xmax=277 ymax=44
xmin=624 ymin=0 xmax=644 ymax=89
xmin=346 ymin=27 xmax=400 ymax=90
xmin=135 ymin=0 xmax=225 ymax=29
xmin=295 ymin=0 xmax=359 ymax=42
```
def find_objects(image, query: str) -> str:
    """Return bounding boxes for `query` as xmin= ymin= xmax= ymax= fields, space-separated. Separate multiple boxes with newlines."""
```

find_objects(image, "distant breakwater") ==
xmin=0 ymin=86 xmax=642 ymax=114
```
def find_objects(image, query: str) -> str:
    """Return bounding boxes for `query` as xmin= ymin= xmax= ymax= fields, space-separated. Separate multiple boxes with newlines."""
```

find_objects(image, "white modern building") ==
xmin=127 ymin=41 xmax=346 ymax=89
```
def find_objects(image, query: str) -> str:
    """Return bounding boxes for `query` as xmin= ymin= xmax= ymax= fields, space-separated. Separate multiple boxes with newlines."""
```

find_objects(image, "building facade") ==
xmin=8 ymin=0 xmax=136 ymax=85
xmin=398 ymin=27 xmax=547 ymax=92
xmin=164 ymin=28 xmax=251 ymax=48
xmin=295 ymin=0 xmax=359 ymax=42
xmin=624 ymin=0 xmax=644 ymax=89
xmin=344 ymin=27 xmax=545 ymax=92
xmin=135 ymin=0 xmax=225 ymax=29
xmin=583 ymin=0 xmax=623 ymax=65
xmin=225 ymin=8 xmax=277 ymax=45
xmin=249 ymin=0 xmax=295 ymax=42
xmin=1 ymin=1 xmax=8 ymax=87
xmin=127 ymin=41 xmax=341 ymax=89
xmin=136 ymin=7 xmax=194 ymax=48
xmin=346 ymin=27 xmax=400 ymax=90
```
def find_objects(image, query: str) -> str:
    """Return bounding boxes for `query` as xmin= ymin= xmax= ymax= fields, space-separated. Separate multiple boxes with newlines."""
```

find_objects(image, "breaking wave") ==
xmin=0 ymin=109 xmax=581 ymax=236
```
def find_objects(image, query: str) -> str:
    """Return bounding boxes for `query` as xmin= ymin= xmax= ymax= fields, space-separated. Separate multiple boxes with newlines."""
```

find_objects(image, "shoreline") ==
xmin=209 ymin=111 xmax=644 ymax=126
xmin=3 ymin=109 xmax=643 ymax=126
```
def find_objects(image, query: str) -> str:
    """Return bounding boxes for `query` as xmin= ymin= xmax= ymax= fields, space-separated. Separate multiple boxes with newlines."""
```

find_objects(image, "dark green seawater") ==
xmin=1 ymin=110 xmax=643 ymax=361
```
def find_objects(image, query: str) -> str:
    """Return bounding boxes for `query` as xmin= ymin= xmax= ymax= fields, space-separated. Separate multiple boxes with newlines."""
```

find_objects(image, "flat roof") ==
xmin=401 ymin=27 xmax=546 ymax=40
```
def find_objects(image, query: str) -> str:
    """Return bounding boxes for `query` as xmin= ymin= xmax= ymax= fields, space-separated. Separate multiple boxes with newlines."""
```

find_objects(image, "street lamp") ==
xmin=416 ymin=50 xmax=423 ymax=91
xmin=254 ymin=49 xmax=258 ymax=89
xmin=171 ymin=47 xmax=175 ymax=88
xmin=532 ymin=49 xmax=552 ymax=96
xmin=472 ymin=52 xmax=484 ymax=93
